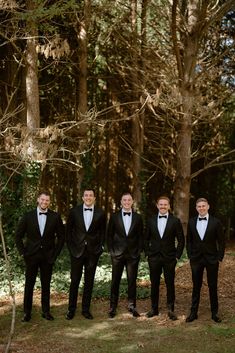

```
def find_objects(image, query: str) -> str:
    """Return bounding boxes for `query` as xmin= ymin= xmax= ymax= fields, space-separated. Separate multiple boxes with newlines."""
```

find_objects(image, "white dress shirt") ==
xmin=37 ymin=207 xmax=48 ymax=236
xmin=122 ymin=210 xmax=132 ymax=236
xmin=83 ymin=205 xmax=94 ymax=231
xmin=157 ymin=213 xmax=168 ymax=238
xmin=196 ymin=213 xmax=209 ymax=240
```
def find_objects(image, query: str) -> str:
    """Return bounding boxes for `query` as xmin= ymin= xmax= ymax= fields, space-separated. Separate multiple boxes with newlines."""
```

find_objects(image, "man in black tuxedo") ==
xmin=186 ymin=198 xmax=225 ymax=323
xmin=16 ymin=191 xmax=65 ymax=322
xmin=145 ymin=196 xmax=185 ymax=320
xmin=66 ymin=188 xmax=106 ymax=320
xmin=107 ymin=192 xmax=143 ymax=318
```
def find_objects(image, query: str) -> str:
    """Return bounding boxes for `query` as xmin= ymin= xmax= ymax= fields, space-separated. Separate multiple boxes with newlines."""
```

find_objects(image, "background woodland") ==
xmin=0 ymin=0 xmax=235 ymax=246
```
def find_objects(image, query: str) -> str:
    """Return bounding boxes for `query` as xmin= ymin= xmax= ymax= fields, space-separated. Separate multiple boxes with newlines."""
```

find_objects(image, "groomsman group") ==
xmin=16 ymin=189 xmax=225 ymax=323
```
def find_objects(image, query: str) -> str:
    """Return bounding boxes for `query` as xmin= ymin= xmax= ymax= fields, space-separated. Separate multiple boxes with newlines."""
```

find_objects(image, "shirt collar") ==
xmin=198 ymin=213 xmax=209 ymax=220
xmin=37 ymin=207 xmax=48 ymax=214
xmin=122 ymin=209 xmax=132 ymax=214
xmin=158 ymin=212 xmax=168 ymax=217
xmin=83 ymin=204 xmax=94 ymax=210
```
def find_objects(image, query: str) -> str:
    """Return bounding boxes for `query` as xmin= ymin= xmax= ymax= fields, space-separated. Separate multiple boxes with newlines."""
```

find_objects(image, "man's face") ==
xmin=82 ymin=190 xmax=96 ymax=207
xmin=121 ymin=194 xmax=133 ymax=211
xmin=157 ymin=198 xmax=170 ymax=215
xmin=196 ymin=201 xmax=209 ymax=217
xmin=37 ymin=194 xmax=50 ymax=211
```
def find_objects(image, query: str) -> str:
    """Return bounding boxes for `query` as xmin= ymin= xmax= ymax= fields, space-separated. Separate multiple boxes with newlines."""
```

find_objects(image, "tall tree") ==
xmin=74 ymin=0 xmax=91 ymax=198
xmin=25 ymin=0 xmax=40 ymax=130
xmin=171 ymin=0 xmax=235 ymax=232
xmin=130 ymin=0 xmax=148 ymax=208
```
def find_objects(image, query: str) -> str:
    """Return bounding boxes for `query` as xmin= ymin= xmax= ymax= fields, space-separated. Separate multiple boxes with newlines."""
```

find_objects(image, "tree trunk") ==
xmin=173 ymin=90 xmax=192 ymax=233
xmin=131 ymin=0 xmax=146 ymax=208
xmin=75 ymin=0 xmax=91 ymax=198
xmin=25 ymin=0 xmax=40 ymax=130
xmin=172 ymin=0 xmax=200 ymax=233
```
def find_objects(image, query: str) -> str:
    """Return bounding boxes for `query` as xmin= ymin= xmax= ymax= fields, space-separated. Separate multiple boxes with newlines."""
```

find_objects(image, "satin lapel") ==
xmin=161 ymin=214 xmax=172 ymax=238
xmin=154 ymin=216 xmax=162 ymax=239
xmin=78 ymin=206 xmax=86 ymax=231
xmin=42 ymin=209 xmax=53 ymax=236
xmin=117 ymin=211 xmax=126 ymax=236
xmin=193 ymin=217 xmax=202 ymax=240
xmin=202 ymin=216 xmax=211 ymax=240
xmin=88 ymin=206 xmax=97 ymax=231
xmin=33 ymin=210 xmax=41 ymax=237
xmin=128 ymin=212 xmax=136 ymax=235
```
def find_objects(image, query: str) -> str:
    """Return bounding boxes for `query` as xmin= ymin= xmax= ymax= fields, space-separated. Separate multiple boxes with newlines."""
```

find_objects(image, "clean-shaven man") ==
xmin=66 ymin=188 xmax=106 ymax=320
xmin=107 ymin=192 xmax=143 ymax=318
xmin=186 ymin=197 xmax=225 ymax=323
xmin=145 ymin=196 xmax=185 ymax=320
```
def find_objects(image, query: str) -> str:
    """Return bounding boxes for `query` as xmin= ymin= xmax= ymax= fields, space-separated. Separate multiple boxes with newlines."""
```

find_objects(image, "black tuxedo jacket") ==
xmin=66 ymin=204 xmax=106 ymax=258
xmin=145 ymin=213 xmax=185 ymax=261
xmin=107 ymin=210 xmax=143 ymax=258
xmin=15 ymin=209 xmax=65 ymax=264
xmin=186 ymin=215 xmax=225 ymax=264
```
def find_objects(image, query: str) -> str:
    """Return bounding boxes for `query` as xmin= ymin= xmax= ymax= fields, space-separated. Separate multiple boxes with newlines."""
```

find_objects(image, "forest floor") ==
xmin=1 ymin=242 xmax=235 ymax=353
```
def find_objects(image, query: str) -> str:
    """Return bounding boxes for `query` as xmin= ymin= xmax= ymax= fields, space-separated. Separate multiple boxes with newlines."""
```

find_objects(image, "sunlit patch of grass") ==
xmin=208 ymin=326 xmax=235 ymax=338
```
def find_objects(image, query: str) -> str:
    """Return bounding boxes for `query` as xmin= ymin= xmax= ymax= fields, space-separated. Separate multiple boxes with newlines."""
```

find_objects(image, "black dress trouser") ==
xmin=24 ymin=249 xmax=53 ymax=314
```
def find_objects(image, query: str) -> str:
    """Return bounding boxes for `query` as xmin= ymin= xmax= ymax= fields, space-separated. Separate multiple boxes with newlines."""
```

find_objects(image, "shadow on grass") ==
xmin=1 ymin=249 xmax=235 ymax=353
xmin=1 ymin=295 xmax=235 ymax=353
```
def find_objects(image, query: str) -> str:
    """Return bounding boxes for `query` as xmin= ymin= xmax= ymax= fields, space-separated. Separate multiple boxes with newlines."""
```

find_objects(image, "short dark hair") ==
xmin=38 ymin=190 xmax=50 ymax=198
xmin=83 ymin=188 xmax=96 ymax=196
xmin=121 ymin=192 xmax=133 ymax=198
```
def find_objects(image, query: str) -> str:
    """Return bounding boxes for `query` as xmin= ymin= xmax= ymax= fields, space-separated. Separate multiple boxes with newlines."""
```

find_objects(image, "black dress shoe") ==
xmin=212 ymin=314 xmax=222 ymax=323
xmin=146 ymin=309 xmax=159 ymax=318
xmin=21 ymin=313 xmax=31 ymax=322
xmin=42 ymin=312 xmax=54 ymax=321
xmin=66 ymin=311 xmax=75 ymax=320
xmin=186 ymin=313 xmax=198 ymax=322
xmin=129 ymin=307 xmax=140 ymax=317
xmin=108 ymin=308 xmax=116 ymax=318
xmin=82 ymin=311 xmax=93 ymax=320
xmin=168 ymin=311 xmax=178 ymax=321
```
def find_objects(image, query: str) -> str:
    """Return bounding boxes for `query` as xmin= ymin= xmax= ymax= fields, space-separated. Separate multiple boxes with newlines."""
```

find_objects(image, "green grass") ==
xmin=1 ymin=248 xmax=235 ymax=353
xmin=1 ymin=301 xmax=235 ymax=353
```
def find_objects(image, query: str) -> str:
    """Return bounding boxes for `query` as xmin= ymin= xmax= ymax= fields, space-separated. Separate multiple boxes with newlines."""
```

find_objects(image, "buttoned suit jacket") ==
xmin=66 ymin=204 xmax=106 ymax=258
xmin=15 ymin=208 xmax=65 ymax=264
xmin=186 ymin=215 xmax=225 ymax=264
xmin=107 ymin=210 xmax=143 ymax=258
xmin=145 ymin=213 xmax=185 ymax=262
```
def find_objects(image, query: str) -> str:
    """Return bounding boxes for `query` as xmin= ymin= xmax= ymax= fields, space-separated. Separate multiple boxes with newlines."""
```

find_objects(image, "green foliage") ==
xmin=0 ymin=250 xmax=188 ymax=299
xmin=52 ymin=251 xmax=151 ymax=299
xmin=0 ymin=162 xmax=41 ymax=256
xmin=208 ymin=326 xmax=235 ymax=338
xmin=19 ymin=0 xmax=80 ymax=25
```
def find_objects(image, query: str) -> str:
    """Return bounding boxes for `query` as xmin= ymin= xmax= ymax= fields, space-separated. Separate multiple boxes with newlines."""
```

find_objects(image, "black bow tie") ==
xmin=84 ymin=208 xmax=92 ymax=211
xmin=199 ymin=217 xmax=207 ymax=221
xmin=39 ymin=212 xmax=48 ymax=216
xmin=159 ymin=215 xmax=167 ymax=219
xmin=123 ymin=212 xmax=131 ymax=216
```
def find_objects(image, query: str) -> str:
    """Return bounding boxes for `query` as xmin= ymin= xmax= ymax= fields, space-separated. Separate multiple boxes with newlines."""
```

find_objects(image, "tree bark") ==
xmin=172 ymin=0 xmax=202 ymax=233
xmin=172 ymin=0 xmax=234 ymax=233
xmin=74 ymin=0 xmax=91 ymax=198
xmin=131 ymin=0 xmax=146 ymax=208
xmin=25 ymin=0 xmax=40 ymax=130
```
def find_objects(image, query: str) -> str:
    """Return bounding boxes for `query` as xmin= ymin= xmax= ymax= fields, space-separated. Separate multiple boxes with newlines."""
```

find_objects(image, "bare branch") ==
xmin=191 ymin=150 xmax=235 ymax=179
